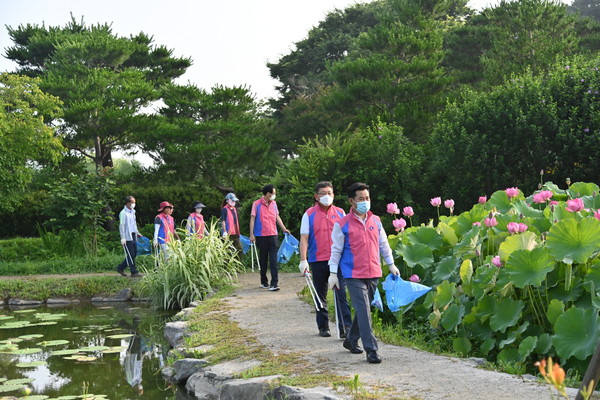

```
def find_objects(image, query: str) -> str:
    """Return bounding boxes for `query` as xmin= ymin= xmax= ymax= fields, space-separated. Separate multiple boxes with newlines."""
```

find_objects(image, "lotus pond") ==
xmin=0 ymin=303 xmax=193 ymax=399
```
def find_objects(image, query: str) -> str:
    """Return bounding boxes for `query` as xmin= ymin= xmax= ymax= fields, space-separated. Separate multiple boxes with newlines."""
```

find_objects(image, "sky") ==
xmin=1 ymin=0 xmax=496 ymax=101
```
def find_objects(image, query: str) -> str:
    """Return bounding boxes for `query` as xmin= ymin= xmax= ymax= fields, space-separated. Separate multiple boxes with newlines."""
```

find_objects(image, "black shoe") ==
xmin=117 ymin=270 xmax=127 ymax=277
xmin=343 ymin=339 xmax=363 ymax=354
xmin=366 ymin=350 xmax=382 ymax=363
xmin=130 ymin=273 xmax=142 ymax=278
xmin=318 ymin=328 xmax=331 ymax=337
xmin=339 ymin=326 xmax=351 ymax=339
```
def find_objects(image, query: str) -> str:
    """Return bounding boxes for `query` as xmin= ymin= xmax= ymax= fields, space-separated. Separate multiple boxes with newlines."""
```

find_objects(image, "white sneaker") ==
xmin=260 ymin=284 xmax=269 ymax=289
xmin=269 ymin=286 xmax=280 ymax=291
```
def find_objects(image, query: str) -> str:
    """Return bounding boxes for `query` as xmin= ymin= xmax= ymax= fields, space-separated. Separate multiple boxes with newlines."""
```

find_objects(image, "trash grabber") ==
xmin=252 ymin=243 xmax=260 ymax=272
xmin=249 ymin=244 xmax=257 ymax=272
xmin=304 ymin=273 xmax=322 ymax=312
xmin=123 ymin=242 xmax=133 ymax=268
xmin=334 ymin=288 xmax=347 ymax=339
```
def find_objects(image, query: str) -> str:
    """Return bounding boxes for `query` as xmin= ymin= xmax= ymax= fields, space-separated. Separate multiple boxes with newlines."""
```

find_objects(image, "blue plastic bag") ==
xmin=382 ymin=274 xmax=432 ymax=312
xmin=371 ymin=288 xmax=383 ymax=312
xmin=136 ymin=236 xmax=151 ymax=255
xmin=277 ymin=233 xmax=299 ymax=264
xmin=239 ymin=235 xmax=251 ymax=254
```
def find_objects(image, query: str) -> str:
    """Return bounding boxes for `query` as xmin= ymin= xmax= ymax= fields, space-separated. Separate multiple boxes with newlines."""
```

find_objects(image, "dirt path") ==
xmin=226 ymin=272 xmax=559 ymax=400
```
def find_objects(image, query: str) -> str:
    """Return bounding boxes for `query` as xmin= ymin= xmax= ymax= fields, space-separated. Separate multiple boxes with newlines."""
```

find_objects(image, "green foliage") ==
xmin=139 ymin=221 xmax=243 ymax=309
xmin=387 ymin=181 xmax=600 ymax=376
xmin=0 ymin=73 xmax=63 ymax=212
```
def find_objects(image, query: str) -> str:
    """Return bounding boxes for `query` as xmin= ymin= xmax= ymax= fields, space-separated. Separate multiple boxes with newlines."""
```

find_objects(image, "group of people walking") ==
xmin=116 ymin=181 xmax=398 ymax=364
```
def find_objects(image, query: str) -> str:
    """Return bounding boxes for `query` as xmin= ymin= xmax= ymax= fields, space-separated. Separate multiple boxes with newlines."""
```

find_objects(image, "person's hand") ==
xmin=389 ymin=264 xmax=400 ymax=276
xmin=222 ymin=232 xmax=228 ymax=238
xmin=137 ymin=233 xmax=142 ymax=238
xmin=153 ymin=239 xmax=158 ymax=247
xmin=283 ymin=228 xmax=290 ymax=234
xmin=298 ymin=260 xmax=309 ymax=276
xmin=121 ymin=238 xmax=127 ymax=246
xmin=328 ymin=275 xmax=339 ymax=290
xmin=249 ymin=234 xmax=255 ymax=243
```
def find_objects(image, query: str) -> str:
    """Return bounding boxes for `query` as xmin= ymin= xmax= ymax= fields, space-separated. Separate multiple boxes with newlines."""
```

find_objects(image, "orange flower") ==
xmin=552 ymin=362 xmax=566 ymax=386
xmin=535 ymin=359 xmax=547 ymax=377
xmin=535 ymin=358 xmax=567 ymax=398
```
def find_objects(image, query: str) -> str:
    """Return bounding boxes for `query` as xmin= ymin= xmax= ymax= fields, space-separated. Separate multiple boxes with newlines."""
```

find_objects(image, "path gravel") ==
xmin=226 ymin=272 xmax=559 ymax=400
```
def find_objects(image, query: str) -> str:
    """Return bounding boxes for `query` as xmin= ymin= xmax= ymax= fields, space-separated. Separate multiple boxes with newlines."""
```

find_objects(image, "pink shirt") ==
xmin=300 ymin=204 xmax=345 ymax=262
xmin=251 ymin=198 xmax=279 ymax=237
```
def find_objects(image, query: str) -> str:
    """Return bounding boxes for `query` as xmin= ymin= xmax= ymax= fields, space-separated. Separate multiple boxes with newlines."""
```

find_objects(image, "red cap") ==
xmin=157 ymin=201 xmax=174 ymax=212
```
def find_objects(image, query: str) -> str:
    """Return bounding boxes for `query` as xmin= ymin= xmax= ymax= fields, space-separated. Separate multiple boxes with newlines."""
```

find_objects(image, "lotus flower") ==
xmin=402 ymin=206 xmax=414 ymax=217
xmin=393 ymin=218 xmax=407 ymax=232
xmin=533 ymin=190 xmax=553 ymax=203
xmin=595 ymin=210 xmax=600 ymax=221
xmin=507 ymin=222 xmax=519 ymax=234
xmin=492 ymin=256 xmax=502 ymax=268
xmin=472 ymin=221 xmax=481 ymax=226
xmin=409 ymin=274 xmax=421 ymax=283
xmin=505 ymin=187 xmax=519 ymax=199
xmin=478 ymin=196 xmax=487 ymax=204
xmin=549 ymin=200 xmax=559 ymax=206
xmin=518 ymin=223 xmax=528 ymax=232
xmin=430 ymin=197 xmax=442 ymax=207
xmin=386 ymin=202 xmax=400 ymax=214
xmin=484 ymin=217 xmax=498 ymax=227
xmin=444 ymin=199 xmax=454 ymax=209
xmin=566 ymin=198 xmax=584 ymax=213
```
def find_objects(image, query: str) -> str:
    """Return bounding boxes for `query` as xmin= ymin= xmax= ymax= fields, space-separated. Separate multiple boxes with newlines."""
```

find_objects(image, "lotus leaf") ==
xmin=18 ymin=334 xmax=44 ymax=340
xmin=498 ymin=322 xmax=529 ymax=349
xmin=568 ymin=182 xmax=599 ymax=197
xmin=106 ymin=334 xmax=135 ymax=339
xmin=488 ymin=190 xmax=513 ymax=213
xmin=498 ymin=232 xmax=539 ymax=262
xmin=513 ymin=200 xmax=544 ymax=218
xmin=20 ymin=396 xmax=49 ymax=400
xmin=455 ymin=208 xmax=488 ymax=236
xmin=497 ymin=347 xmax=521 ymax=363
xmin=0 ymin=384 xmax=27 ymax=393
xmin=585 ymin=262 xmax=600 ymax=289
xmin=536 ymin=333 xmax=552 ymax=354
xmin=78 ymin=346 xmax=110 ymax=352
xmin=431 ymin=257 xmax=457 ymax=283
xmin=518 ymin=336 xmax=538 ymax=359
xmin=453 ymin=336 xmax=471 ymax=355
xmin=37 ymin=340 xmax=69 ymax=347
xmin=437 ymin=222 xmax=458 ymax=245
xmin=480 ymin=338 xmax=495 ymax=354
xmin=7 ymin=348 xmax=42 ymax=355
xmin=490 ymin=298 xmax=523 ymax=333
xmin=441 ymin=304 xmax=464 ymax=331
xmin=13 ymin=309 xmax=36 ymax=313
xmin=397 ymin=243 xmax=434 ymax=268
xmin=433 ymin=281 xmax=456 ymax=309
xmin=546 ymin=218 xmax=600 ymax=264
xmin=4 ymin=379 xmax=34 ymax=385
xmin=553 ymin=307 xmax=600 ymax=360
xmin=0 ymin=316 xmax=14 ymax=320
xmin=408 ymin=227 xmax=443 ymax=250
xmin=546 ymin=299 xmax=565 ymax=326
xmin=505 ymin=248 xmax=554 ymax=288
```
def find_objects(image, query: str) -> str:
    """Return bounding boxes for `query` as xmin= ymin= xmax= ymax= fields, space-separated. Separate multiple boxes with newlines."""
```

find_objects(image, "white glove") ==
xmin=328 ymin=275 xmax=339 ymax=290
xmin=298 ymin=260 xmax=309 ymax=275
xmin=153 ymin=239 xmax=158 ymax=247
xmin=222 ymin=232 xmax=228 ymax=238
xmin=121 ymin=238 xmax=127 ymax=246
xmin=389 ymin=264 xmax=400 ymax=276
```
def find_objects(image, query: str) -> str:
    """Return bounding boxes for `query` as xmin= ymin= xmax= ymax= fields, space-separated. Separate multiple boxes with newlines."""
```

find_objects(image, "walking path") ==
xmin=226 ymin=272 xmax=560 ymax=400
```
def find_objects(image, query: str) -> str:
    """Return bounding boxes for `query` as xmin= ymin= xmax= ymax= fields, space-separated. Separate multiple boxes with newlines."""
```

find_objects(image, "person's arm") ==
xmin=276 ymin=215 xmax=290 ymax=234
xmin=220 ymin=208 xmax=228 ymax=236
xmin=299 ymin=212 xmax=310 ymax=261
xmin=153 ymin=223 xmax=160 ymax=247
xmin=249 ymin=215 xmax=256 ymax=243
xmin=185 ymin=216 xmax=193 ymax=236
xmin=328 ymin=222 xmax=344 ymax=274
xmin=378 ymin=223 xmax=399 ymax=275
xmin=119 ymin=210 xmax=127 ymax=245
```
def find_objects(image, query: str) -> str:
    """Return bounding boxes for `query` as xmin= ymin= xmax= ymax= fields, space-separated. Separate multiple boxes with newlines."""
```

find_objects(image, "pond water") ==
xmin=0 ymin=302 xmax=194 ymax=400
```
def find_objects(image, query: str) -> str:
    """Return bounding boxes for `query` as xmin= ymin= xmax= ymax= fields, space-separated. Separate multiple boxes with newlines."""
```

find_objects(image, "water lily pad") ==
xmin=18 ymin=334 xmax=44 ymax=340
xmin=0 ymin=384 xmax=27 ymax=393
xmin=35 ymin=313 xmax=67 ymax=321
xmin=37 ymin=340 xmax=70 ymax=347
xmin=4 ymin=378 xmax=34 ymax=385
xmin=13 ymin=309 xmax=36 ymax=313
xmin=50 ymin=349 xmax=82 ymax=356
xmin=106 ymin=334 xmax=134 ymax=339
xmin=78 ymin=346 xmax=110 ymax=352
xmin=63 ymin=355 xmax=97 ymax=362
xmin=20 ymin=396 xmax=49 ymax=400
xmin=16 ymin=360 xmax=48 ymax=368
xmin=0 ymin=315 xmax=14 ymax=320
xmin=0 ymin=338 xmax=23 ymax=344
xmin=32 ymin=321 xmax=58 ymax=326
xmin=0 ymin=321 xmax=32 ymax=329
xmin=55 ymin=396 xmax=79 ymax=399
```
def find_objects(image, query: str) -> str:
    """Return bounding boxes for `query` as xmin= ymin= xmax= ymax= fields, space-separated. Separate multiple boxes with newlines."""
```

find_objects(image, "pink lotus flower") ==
xmin=533 ymin=190 xmax=553 ymax=204
xmin=409 ymin=274 xmax=421 ymax=283
xmin=444 ymin=199 xmax=455 ymax=209
xmin=505 ymin=187 xmax=519 ymax=199
xmin=549 ymin=200 xmax=559 ymax=206
xmin=402 ymin=206 xmax=414 ymax=217
xmin=484 ymin=217 xmax=498 ymax=227
xmin=386 ymin=202 xmax=400 ymax=214
xmin=507 ymin=222 xmax=519 ymax=234
xmin=393 ymin=218 xmax=407 ymax=232
xmin=478 ymin=196 xmax=487 ymax=204
xmin=473 ymin=221 xmax=481 ymax=226
xmin=518 ymin=223 xmax=528 ymax=232
xmin=430 ymin=197 xmax=441 ymax=207
xmin=595 ymin=210 xmax=600 ymax=221
xmin=492 ymin=256 xmax=502 ymax=268
xmin=566 ymin=198 xmax=584 ymax=213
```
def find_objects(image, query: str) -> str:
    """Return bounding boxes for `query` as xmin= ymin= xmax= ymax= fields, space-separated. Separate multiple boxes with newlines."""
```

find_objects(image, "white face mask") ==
xmin=129 ymin=203 xmax=136 ymax=209
xmin=319 ymin=195 xmax=333 ymax=206
xmin=227 ymin=199 xmax=236 ymax=207
xmin=270 ymin=194 xmax=276 ymax=201
xmin=195 ymin=208 xmax=202 ymax=213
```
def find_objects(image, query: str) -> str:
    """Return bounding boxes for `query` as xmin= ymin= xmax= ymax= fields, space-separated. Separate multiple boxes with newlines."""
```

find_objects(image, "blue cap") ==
xmin=225 ymin=193 xmax=239 ymax=202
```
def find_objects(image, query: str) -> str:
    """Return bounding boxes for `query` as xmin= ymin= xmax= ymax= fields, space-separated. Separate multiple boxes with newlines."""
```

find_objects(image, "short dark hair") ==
xmin=125 ymin=195 xmax=135 ymax=204
xmin=262 ymin=184 xmax=275 ymax=195
xmin=315 ymin=181 xmax=333 ymax=193
xmin=347 ymin=182 xmax=369 ymax=199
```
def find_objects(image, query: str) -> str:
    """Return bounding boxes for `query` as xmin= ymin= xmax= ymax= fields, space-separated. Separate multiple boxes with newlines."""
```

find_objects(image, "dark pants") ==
xmin=117 ymin=233 xmax=138 ymax=274
xmin=255 ymin=235 xmax=279 ymax=287
xmin=346 ymin=278 xmax=379 ymax=352
xmin=311 ymin=261 xmax=352 ymax=333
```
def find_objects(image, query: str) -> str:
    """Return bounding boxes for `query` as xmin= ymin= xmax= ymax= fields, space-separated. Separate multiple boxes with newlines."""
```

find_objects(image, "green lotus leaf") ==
xmin=568 ymin=182 xmax=599 ymax=197
xmin=78 ymin=346 xmax=110 ymax=352
xmin=5 ymin=378 xmax=34 ymax=385
xmin=490 ymin=298 xmax=523 ymax=333
xmin=460 ymin=259 xmax=473 ymax=284
xmin=546 ymin=299 xmax=565 ymax=326
xmin=7 ymin=348 xmax=42 ymax=355
xmin=585 ymin=262 xmax=600 ymax=289
xmin=582 ymin=195 xmax=600 ymax=211
xmin=536 ymin=333 xmax=552 ymax=354
xmin=547 ymin=218 xmax=600 ymax=264
xmin=453 ymin=229 xmax=480 ymax=259
xmin=505 ymin=248 xmax=555 ymax=288
xmin=513 ymin=199 xmax=544 ymax=218
xmin=37 ymin=340 xmax=69 ymax=347
xmin=408 ymin=227 xmax=444 ymax=250
xmin=489 ymin=190 xmax=513 ymax=213
xmin=453 ymin=336 xmax=471 ymax=355
xmin=397 ymin=243 xmax=434 ymax=268
xmin=480 ymin=338 xmax=495 ymax=354
xmin=432 ymin=257 xmax=457 ymax=283
xmin=474 ymin=296 xmax=496 ymax=323
xmin=553 ymin=307 xmax=600 ymax=360
xmin=498 ymin=322 xmax=529 ymax=349
xmin=16 ymin=360 xmax=48 ymax=368
xmin=455 ymin=208 xmax=489 ymax=236
xmin=433 ymin=281 xmax=456 ymax=309
xmin=441 ymin=304 xmax=464 ymax=331
xmin=0 ymin=321 xmax=32 ymax=329
xmin=437 ymin=222 xmax=458 ymax=245
xmin=498 ymin=232 xmax=539 ymax=262
xmin=0 ymin=384 xmax=27 ymax=393
xmin=518 ymin=336 xmax=538 ymax=359
xmin=497 ymin=347 xmax=521 ymax=363
xmin=0 ymin=316 xmax=14 ymax=321
xmin=471 ymin=265 xmax=497 ymax=301
xmin=13 ymin=309 xmax=36 ymax=314
xmin=17 ymin=334 xmax=44 ymax=340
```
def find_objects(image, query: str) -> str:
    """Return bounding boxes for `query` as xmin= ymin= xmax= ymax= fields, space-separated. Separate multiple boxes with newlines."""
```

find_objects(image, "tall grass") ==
xmin=139 ymin=221 xmax=243 ymax=310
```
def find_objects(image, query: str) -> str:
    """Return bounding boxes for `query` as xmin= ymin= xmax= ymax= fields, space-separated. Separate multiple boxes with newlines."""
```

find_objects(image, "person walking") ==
xmin=299 ymin=181 xmax=352 ymax=338
xmin=116 ymin=196 xmax=141 ymax=277
xmin=153 ymin=201 xmax=179 ymax=258
xmin=221 ymin=193 xmax=243 ymax=256
xmin=328 ymin=182 xmax=400 ymax=364
xmin=249 ymin=185 xmax=290 ymax=291
xmin=186 ymin=201 xmax=208 ymax=238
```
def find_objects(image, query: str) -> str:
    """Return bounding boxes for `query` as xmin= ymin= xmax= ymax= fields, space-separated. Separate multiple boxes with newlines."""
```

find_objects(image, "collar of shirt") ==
xmin=351 ymin=209 xmax=371 ymax=225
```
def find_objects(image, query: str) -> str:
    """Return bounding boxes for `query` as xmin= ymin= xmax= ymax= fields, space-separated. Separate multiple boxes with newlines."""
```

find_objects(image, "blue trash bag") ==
xmin=136 ymin=236 xmax=152 ymax=255
xmin=382 ymin=274 xmax=432 ymax=312
xmin=277 ymin=233 xmax=299 ymax=264
xmin=239 ymin=235 xmax=251 ymax=254
xmin=371 ymin=288 xmax=384 ymax=312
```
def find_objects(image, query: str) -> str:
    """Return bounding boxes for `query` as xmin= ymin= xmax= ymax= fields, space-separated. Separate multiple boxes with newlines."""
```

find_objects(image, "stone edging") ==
xmin=1 ymin=288 xmax=151 ymax=306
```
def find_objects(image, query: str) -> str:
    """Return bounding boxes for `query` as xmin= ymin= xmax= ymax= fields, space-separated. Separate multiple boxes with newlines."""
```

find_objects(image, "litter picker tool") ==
xmin=123 ymin=242 xmax=134 ymax=268
xmin=333 ymin=288 xmax=347 ymax=339
xmin=304 ymin=272 xmax=323 ymax=312
xmin=250 ymin=243 xmax=259 ymax=272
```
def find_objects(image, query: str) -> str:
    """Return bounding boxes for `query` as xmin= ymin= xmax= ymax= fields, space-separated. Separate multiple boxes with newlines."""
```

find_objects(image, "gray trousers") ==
xmin=345 ymin=277 xmax=379 ymax=352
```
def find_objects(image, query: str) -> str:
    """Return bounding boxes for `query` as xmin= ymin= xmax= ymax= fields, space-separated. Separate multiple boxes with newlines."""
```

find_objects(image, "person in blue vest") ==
xmin=328 ymin=182 xmax=399 ymax=364
xmin=298 ymin=181 xmax=352 ymax=338
xmin=116 ymin=195 xmax=141 ymax=277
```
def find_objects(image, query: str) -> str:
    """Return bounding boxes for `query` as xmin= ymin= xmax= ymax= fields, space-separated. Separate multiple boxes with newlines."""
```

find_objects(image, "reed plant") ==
xmin=139 ymin=220 xmax=243 ymax=310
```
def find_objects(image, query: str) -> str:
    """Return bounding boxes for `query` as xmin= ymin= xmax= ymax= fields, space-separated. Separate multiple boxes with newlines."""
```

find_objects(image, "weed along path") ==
xmin=226 ymin=272 xmax=557 ymax=400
